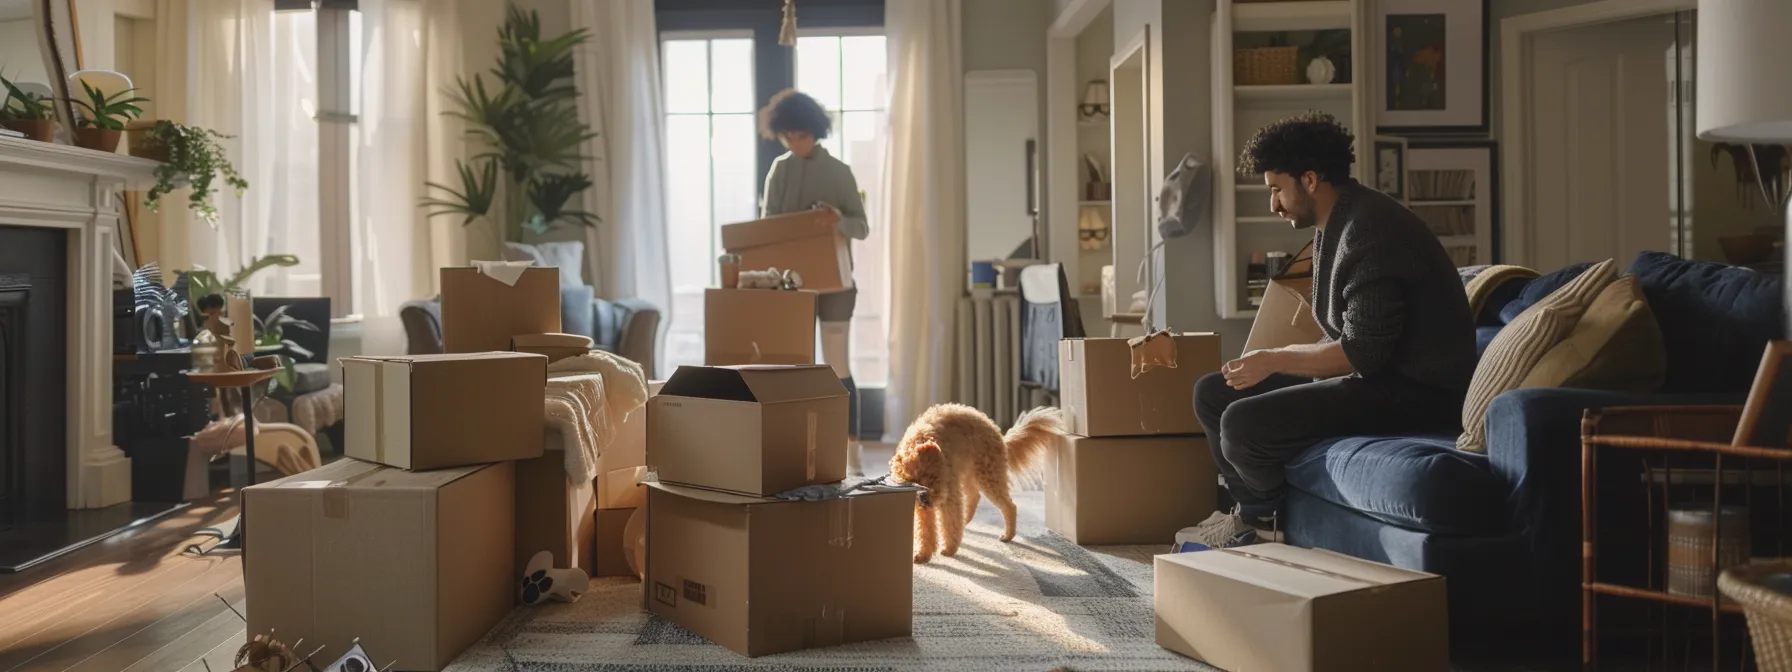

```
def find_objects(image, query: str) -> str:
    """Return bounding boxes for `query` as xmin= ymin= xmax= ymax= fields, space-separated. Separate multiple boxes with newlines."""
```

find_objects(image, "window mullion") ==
xmin=317 ymin=7 xmax=355 ymax=317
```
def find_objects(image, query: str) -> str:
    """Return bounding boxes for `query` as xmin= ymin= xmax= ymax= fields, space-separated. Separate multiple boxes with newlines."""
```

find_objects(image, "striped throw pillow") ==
xmin=1456 ymin=259 xmax=1618 ymax=453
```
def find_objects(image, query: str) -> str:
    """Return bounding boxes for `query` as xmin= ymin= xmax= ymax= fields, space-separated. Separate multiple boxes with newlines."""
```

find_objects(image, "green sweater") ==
xmin=761 ymin=145 xmax=870 ymax=241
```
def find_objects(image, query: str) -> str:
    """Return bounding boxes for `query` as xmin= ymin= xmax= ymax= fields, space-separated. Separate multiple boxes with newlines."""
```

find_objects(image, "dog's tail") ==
xmin=1003 ymin=407 xmax=1066 ymax=489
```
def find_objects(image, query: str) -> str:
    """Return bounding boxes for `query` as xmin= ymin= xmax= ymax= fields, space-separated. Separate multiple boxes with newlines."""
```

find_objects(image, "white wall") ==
xmin=0 ymin=19 xmax=50 ymax=84
xmin=964 ymin=0 xmax=1054 ymax=259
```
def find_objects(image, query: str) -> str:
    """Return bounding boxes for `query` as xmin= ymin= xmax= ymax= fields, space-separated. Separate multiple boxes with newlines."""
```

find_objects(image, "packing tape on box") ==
xmin=322 ymin=467 xmax=390 ymax=519
xmin=1219 ymin=548 xmax=1374 ymax=587
xmin=370 ymin=363 xmax=387 ymax=464
xmin=826 ymin=497 xmax=853 ymax=548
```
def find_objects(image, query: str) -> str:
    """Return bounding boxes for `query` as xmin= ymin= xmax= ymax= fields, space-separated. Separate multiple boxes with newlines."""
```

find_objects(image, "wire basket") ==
xmin=1234 ymin=46 xmax=1300 ymax=86
xmin=1719 ymin=560 xmax=1792 ymax=671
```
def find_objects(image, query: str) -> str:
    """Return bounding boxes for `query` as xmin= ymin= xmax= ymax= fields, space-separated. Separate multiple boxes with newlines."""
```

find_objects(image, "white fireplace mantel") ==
xmin=0 ymin=136 xmax=161 ymax=509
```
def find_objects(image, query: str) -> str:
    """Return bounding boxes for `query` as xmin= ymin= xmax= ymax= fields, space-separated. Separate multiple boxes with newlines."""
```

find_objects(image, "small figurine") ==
xmin=197 ymin=294 xmax=245 ymax=374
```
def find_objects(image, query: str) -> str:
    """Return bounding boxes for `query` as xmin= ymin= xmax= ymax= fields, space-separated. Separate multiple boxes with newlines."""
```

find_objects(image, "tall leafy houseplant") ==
xmin=422 ymin=4 xmax=601 ymax=255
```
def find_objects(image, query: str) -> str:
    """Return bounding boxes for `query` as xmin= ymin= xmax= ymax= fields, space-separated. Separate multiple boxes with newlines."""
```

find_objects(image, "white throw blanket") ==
xmin=543 ymin=350 xmax=650 ymax=481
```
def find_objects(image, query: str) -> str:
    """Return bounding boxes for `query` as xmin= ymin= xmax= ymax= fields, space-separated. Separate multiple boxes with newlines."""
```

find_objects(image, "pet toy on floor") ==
xmin=889 ymin=404 xmax=1065 ymax=563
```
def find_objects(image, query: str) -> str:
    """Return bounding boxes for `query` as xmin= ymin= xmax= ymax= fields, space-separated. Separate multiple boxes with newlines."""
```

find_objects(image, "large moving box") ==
xmin=1058 ymin=334 xmax=1221 ymax=437
xmin=703 ymin=289 xmax=818 ymax=366
xmin=1242 ymin=243 xmax=1323 ymax=354
xmin=720 ymin=210 xmax=854 ymax=293
xmin=440 ymin=266 xmax=561 ymax=354
xmin=245 ymin=459 xmax=515 ymax=672
xmin=649 ymin=366 xmax=848 ymax=496
xmin=1046 ymin=434 xmax=1217 ymax=544
xmin=1155 ymin=544 xmax=1449 ymax=671
xmin=515 ymin=446 xmax=596 ymax=576
xmin=644 ymin=482 xmax=915 ymax=657
xmin=341 ymin=352 xmax=546 ymax=471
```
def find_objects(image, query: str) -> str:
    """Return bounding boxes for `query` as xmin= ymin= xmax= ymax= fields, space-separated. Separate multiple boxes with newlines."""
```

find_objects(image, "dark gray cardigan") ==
xmin=1312 ymin=180 xmax=1477 ymax=392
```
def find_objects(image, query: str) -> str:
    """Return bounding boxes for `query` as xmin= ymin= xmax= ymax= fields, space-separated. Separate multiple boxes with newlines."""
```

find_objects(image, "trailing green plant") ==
xmin=142 ymin=120 xmax=250 ymax=224
xmin=69 ymin=81 xmax=147 ymax=130
xmin=422 ymin=3 xmax=600 ymax=255
xmin=0 ymin=75 xmax=56 ymax=121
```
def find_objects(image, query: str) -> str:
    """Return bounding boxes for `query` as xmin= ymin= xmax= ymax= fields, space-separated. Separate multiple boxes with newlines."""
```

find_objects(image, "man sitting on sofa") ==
xmin=1183 ymin=111 xmax=1478 ymax=549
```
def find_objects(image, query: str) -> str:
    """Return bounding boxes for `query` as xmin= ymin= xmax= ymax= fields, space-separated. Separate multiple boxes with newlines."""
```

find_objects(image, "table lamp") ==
xmin=1697 ymin=0 xmax=1792 ymax=335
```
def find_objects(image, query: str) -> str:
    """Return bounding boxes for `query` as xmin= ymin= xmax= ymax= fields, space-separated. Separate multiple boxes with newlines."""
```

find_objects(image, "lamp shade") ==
xmin=1696 ymin=0 xmax=1792 ymax=142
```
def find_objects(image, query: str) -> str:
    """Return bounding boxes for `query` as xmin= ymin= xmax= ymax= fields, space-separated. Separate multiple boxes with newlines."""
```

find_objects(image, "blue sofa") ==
xmin=1279 ymin=252 xmax=1784 ymax=646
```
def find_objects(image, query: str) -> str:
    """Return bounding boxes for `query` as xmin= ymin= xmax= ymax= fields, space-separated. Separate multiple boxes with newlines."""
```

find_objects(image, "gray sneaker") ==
xmin=1173 ymin=510 xmax=1282 ymax=551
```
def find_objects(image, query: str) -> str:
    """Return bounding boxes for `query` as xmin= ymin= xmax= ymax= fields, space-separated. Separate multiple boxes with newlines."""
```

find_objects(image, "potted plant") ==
xmin=141 ymin=120 xmax=249 ymax=225
xmin=68 ymin=81 xmax=147 ymax=152
xmin=181 ymin=254 xmax=314 ymax=392
xmin=421 ymin=4 xmax=600 ymax=259
xmin=0 ymin=75 xmax=57 ymax=142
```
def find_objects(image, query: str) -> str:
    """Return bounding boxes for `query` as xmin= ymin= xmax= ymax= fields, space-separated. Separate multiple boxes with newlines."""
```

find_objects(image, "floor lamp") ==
xmin=1697 ymin=0 xmax=1792 ymax=336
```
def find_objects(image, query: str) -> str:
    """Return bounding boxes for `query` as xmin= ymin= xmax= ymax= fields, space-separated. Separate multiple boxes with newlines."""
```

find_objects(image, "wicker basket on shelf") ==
xmin=1234 ymin=45 xmax=1300 ymax=86
xmin=1719 ymin=560 xmax=1792 ymax=671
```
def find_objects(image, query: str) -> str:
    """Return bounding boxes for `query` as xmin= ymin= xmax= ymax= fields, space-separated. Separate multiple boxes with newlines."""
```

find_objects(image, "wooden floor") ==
xmin=0 ymin=490 xmax=249 ymax=672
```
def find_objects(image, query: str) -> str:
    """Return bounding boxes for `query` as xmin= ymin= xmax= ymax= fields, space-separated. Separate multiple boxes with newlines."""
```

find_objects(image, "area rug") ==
xmin=445 ymin=491 xmax=1216 ymax=671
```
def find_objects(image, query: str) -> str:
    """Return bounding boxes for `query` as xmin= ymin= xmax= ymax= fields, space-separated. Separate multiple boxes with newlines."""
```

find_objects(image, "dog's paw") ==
xmin=940 ymin=544 xmax=959 ymax=557
xmin=913 ymin=552 xmax=934 ymax=564
xmin=999 ymin=532 xmax=1015 ymax=543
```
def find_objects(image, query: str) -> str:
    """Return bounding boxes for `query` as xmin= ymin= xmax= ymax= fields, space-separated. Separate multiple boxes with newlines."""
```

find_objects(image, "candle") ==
xmin=229 ymin=294 xmax=254 ymax=356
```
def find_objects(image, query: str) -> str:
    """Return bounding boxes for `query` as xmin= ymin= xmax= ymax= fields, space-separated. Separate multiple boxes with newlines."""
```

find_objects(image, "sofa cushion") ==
xmin=1499 ymin=261 xmax=1594 ymax=324
xmin=1626 ymin=252 xmax=1785 ymax=393
xmin=1520 ymin=275 xmax=1665 ymax=392
xmin=1286 ymin=436 xmax=1503 ymax=535
xmin=560 ymin=284 xmax=596 ymax=339
xmin=1459 ymin=259 xmax=1619 ymax=453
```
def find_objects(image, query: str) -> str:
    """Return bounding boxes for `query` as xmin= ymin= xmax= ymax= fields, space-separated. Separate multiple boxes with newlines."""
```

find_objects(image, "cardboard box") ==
xmin=593 ymin=506 xmax=636 ymax=578
xmin=720 ymin=210 xmax=854 ymax=293
xmin=1046 ymin=434 xmax=1217 ymax=544
xmin=515 ymin=446 xmax=596 ymax=576
xmin=704 ymin=289 xmax=818 ymax=366
xmin=1242 ymin=243 xmax=1324 ymax=354
xmin=440 ymin=266 xmax=561 ymax=354
xmin=1058 ymin=334 xmax=1222 ymax=437
xmin=1155 ymin=543 xmax=1449 ymax=671
xmin=644 ymin=482 xmax=915 ymax=657
xmin=649 ymin=365 xmax=848 ymax=496
xmin=593 ymin=380 xmax=661 ymax=507
xmin=341 ymin=352 xmax=546 ymax=471
xmin=511 ymin=332 xmax=592 ymax=364
xmin=244 ymin=459 xmax=516 ymax=672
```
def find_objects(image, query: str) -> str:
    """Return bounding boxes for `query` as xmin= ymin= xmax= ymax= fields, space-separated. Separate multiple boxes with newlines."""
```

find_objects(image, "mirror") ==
xmin=0 ymin=0 xmax=83 ymax=144
xmin=964 ymin=69 xmax=1042 ymax=264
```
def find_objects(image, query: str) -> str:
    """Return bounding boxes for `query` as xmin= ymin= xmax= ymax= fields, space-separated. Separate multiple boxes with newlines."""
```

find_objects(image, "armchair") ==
xmin=400 ymin=291 xmax=661 ymax=378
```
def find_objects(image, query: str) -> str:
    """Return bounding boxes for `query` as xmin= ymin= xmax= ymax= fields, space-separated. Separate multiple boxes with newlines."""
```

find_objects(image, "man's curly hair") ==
xmin=1237 ymin=110 xmax=1356 ymax=183
xmin=758 ymin=89 xmax=832 ymax=141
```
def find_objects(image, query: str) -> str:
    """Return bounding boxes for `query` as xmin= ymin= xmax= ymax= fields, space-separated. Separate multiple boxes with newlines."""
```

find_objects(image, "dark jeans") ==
xmin=1193 ymin=372 xmax=1465 ymax=519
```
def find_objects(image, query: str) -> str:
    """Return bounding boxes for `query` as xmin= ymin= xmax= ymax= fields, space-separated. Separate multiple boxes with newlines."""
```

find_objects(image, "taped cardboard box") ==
xmin=1242 ymin=242 xmax=1324 ymax=354
xmin=1156 ymin=543 xmax=1449 ymax=671
xmin=341 ymin=352 xmax=546 ymax=471
xmin=593 ymin=379 xmax=660 ymax=509
xmin=440 ymin=266 xmax=561 ymax=354
xmin=244 ymin=459 xmax=515 ymax=672
xmin=720 ymin=210 xmax=854 ymax=293
xmin=649 ymin=365 xmax=847 ymax=496
xmin=593 ymin=506 xmax=636 ymax=578
xmin=515 ymin=444 xmax=596 ymax=577
xmin=1058 ymin=334 xmax=1221 ymax=437
xmin=644 ymin=482 xmax=914 ymax=657
xmin=1046 ymin=434 xmax=1217 ymax=544
xmin=704 ymin=289 xmax=818 ymax=366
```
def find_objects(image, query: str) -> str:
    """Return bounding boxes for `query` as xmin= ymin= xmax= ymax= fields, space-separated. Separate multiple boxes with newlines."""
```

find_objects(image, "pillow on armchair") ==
xmin=1518 ymin=274 xmax=1666 ymax=392
xmin=506 ymin=240 xmax=586 ymax=289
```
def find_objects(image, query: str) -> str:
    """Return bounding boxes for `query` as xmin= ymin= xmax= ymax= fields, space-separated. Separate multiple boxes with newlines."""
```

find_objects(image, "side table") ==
xmin=187 ymin=357 xmax=281 ymax=554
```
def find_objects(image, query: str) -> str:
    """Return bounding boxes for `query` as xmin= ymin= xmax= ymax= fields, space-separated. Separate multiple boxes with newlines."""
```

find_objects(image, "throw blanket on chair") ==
xmin=544 ymin=350 xmax=650 ymax=482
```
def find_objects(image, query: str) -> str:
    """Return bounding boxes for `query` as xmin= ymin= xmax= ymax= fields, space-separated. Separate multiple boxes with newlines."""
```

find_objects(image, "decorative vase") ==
xmin=125 ymin=120 xmax=168 ymax=161
xmin=75 ymin=127 xmax=123 ymax=153
xmin=1 ymin=119 xmax=55 ymax=142
xmin=1306 ymin=56 xmax=1337 ymax=85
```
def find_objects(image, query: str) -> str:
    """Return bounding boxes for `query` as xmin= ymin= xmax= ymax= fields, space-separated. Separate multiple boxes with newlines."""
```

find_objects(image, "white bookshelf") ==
xmin=1211 ymin=0 xmax=1371 ymax=319
xmin=1406 ymin=143 xmax=1497 ymax=267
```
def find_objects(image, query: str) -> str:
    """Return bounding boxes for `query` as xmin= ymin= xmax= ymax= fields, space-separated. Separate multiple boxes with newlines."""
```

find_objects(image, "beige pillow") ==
xmin=1457 ymin=259 xmax=1619 ymax=453
xmin=1519 ymin=275 xmax=1666 ymax=392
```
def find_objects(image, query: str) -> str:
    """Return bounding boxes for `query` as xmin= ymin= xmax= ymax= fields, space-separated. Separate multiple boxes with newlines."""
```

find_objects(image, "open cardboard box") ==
xmin=1242 ymin=242 xmax=1324 ymax=353
xmin=720 ymin=210 xmax=853 ymax=292
xmin=648 ymin=366 xmax=847 ymax=496
xmin=704 ymin=289 xmax=818 ymax=366
xmin=1058 ymin=334 xmax=1221 ymax=437
xmin=340 ymin=352 xmax=546 ymax=471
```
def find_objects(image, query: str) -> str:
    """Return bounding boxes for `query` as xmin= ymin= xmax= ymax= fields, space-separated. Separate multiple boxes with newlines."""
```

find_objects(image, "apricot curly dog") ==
xmin=889 ymin=404 xmax=1065 ymax=564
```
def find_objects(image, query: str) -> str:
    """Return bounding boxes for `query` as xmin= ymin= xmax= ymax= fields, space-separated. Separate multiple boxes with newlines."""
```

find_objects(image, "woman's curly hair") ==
xmin=758 ymin=89 xmax=832 ymax=141
xmin=1237 ymin=110 xmax=1356 ymax=183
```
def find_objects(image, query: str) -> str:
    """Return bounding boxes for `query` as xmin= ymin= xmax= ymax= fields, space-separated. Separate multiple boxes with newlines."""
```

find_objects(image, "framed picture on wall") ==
xmin=1373 ymin=137 xmax=1408 ymax=199
xmin=1375 ymin=0 xmax=1489 ymax=134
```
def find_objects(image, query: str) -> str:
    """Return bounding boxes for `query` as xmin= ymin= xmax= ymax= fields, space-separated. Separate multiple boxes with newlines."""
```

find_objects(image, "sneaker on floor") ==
xmin=1172 ymin=510 xmax=1282 ymax=552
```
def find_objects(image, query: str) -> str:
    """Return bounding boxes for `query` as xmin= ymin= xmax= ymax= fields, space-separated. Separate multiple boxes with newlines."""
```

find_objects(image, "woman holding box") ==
xmin=758 ymin=89 xmax=870 ymax=475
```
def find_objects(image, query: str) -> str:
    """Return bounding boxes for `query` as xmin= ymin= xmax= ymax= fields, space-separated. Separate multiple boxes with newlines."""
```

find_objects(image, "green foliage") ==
xmin=183 ymin=255 xmax=301 ymax=310
xmin=69 ymin=81 xmax=147 ymax=130
xmin=186 ymin=257 xmax=310 ymax=393
xmin=423 ymin=2 xmax=600 ymax=252
xmin=143 ymin=120 xmax=250 ymax=225
xmin=0 ymin=75 xmax=56 ymax=121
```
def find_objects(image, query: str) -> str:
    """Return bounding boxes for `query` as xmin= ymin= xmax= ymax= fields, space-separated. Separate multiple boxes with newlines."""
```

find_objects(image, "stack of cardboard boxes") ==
xmin=704 ymin=209 xmax=852 ymax=367
xmin=242 ymin=266 xmax=651 ymax=671
xmin=1048 ymin=333 xmax=1223 ymax=545
xmin=642 ymin=364 xmax=916 ymax=658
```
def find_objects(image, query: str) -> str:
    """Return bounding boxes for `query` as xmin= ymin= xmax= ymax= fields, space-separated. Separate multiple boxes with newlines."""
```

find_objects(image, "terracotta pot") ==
xmin=125 ymin=121 xmax=168 ymax=161
xmin=1 ymin=119 xmax=56 ymax=142
xmin=75 ymin=127 xmax=123 ymax=153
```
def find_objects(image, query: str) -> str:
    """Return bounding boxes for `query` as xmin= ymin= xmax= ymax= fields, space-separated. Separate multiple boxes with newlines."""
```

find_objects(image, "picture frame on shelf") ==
xmin=1406 ymin=139 xmax=1499 ymax=265
xmin=1374 ymin=0 xmax=1489 ymax=134
xmin=1735 ymin=341 xmax=1792 ymax=448
xmin=1373 ymin=136 xmax=1408 ymax=200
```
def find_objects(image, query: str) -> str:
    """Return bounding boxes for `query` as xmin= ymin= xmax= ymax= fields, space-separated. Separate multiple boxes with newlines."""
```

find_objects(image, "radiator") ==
xmin=955 ymin=293 xmax=1021 ymax=426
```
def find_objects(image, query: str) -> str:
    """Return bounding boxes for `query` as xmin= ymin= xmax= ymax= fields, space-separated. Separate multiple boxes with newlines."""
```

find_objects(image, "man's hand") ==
xmin=1222 ymin=349 xmax=1282 ymax=390
xmin=812 ymin=202 xmax=841 ymax=227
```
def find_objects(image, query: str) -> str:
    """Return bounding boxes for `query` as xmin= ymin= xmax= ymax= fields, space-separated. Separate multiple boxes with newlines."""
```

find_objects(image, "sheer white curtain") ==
xmin=571 ymin=0 xmax=673 ymax=375
xmin=882 ymin=0 xmax=964 ymax=437
xmin=184 ymin=0 xmax=274 ymax=283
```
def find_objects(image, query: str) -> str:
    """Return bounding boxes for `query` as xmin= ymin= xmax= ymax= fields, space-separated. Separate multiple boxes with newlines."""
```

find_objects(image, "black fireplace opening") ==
xmin=0 ymin=226 xmax=67 ymax=530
